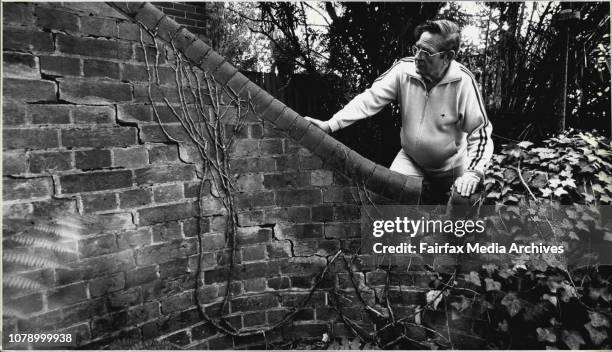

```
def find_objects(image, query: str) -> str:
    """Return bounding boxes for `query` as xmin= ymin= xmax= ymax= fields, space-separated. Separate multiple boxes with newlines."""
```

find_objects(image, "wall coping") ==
xmin=107 ymin=1 xmax=460 ymax=204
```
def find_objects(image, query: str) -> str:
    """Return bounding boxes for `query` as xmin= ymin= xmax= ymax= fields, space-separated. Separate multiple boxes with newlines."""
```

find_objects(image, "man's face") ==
xmin=414 ymin=32 xmax=451 ymax=82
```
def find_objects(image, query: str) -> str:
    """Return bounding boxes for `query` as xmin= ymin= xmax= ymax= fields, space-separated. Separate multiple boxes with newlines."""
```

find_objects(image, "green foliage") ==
xmin=484 ymin=129 xmax=612 ymax=204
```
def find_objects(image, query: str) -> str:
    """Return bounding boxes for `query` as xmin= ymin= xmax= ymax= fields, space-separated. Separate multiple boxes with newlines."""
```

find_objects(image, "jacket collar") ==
xmin=406 ymin=59 xmax=462 ymax=85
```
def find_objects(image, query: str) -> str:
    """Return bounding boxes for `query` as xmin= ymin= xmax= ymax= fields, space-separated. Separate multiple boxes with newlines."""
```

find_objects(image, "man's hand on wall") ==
xmin=304 ymin=116 xmax=332 ymax=133
xmin=453 ymin=171 xmax=481 ymax=197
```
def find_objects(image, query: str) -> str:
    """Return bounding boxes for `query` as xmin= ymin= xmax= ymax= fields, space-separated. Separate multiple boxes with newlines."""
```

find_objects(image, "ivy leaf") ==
xmin=464 ymin=271 xmax=481 ymax=287
xmin=561 ymin=179 xmax=577 ymax=188
xmin=568 ymin=231 xmax=579 ymax=240
xmin=561 ymin=330 xmax=585 ymax=350
xmin=517 ymin=141 xmax=534 ymax=149
xmin=554 ymin=188 xmax=568 ymax=197
xmin=584 ymin=323 xmax=607 ymax=345
xmin=596 ymin=171 xmax=611 ymax=184
xmin=542 ymin=294 xmax=558 ymax=306
xmin=560 ymin=169 xmax=573 ymax=178
xmin=589 ymin=311 xmax=610 ymax=328
xmin=601 ymin=195 xmax=612 ymax=203
xmin=549 ymin=178 xmax=562 ymax=188
xmin=541 ymin=188 xmax=553 ymax=197
xmin=582 ymin=192 xmax=596 ymax=203
xmin=537 ymin=327 xmax=557 ymax=343
xmin=498 ymin=319 xmax=509 ymax=332
xmin=485 ymin=278 xmax=501 ymax=291
xmin=592 ymin=183 xmax=606 ymax=194
xmin=501 ymin=292 xmax=522 ymax=317
xmin=576 ymin=221 xmax=589 ymax=232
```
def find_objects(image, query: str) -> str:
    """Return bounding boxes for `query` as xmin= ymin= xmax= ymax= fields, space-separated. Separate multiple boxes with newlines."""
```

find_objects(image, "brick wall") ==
xmin=2 ymin=2 xmax=481 ymax=350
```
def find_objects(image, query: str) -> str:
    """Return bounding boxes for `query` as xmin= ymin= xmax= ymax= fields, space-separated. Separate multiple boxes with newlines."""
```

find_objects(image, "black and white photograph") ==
xmin=2 ymin=0 xmax=611 ymax=350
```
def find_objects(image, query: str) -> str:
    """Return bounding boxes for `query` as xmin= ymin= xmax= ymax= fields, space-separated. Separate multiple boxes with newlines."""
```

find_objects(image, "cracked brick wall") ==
xmin=2 ymin=2 xmax=481 ymax=350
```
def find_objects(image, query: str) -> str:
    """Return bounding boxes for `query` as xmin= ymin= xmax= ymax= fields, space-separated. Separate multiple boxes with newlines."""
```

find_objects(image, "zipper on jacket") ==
xmin=413 ymin=90 xmax=429 ymax=150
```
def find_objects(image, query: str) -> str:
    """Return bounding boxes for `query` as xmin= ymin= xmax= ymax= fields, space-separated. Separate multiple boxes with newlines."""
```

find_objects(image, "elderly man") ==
xmin=305 ymin=20 xmax=493 ymax=203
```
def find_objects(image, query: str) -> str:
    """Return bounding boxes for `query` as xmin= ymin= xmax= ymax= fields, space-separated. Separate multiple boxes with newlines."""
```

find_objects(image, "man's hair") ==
xmin=414 ymin=20 xmax=461 ymax=53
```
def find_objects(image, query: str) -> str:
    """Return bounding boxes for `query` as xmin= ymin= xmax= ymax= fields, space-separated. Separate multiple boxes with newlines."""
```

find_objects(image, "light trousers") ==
xmin=389 ymin=149 xmax=464 ymax=204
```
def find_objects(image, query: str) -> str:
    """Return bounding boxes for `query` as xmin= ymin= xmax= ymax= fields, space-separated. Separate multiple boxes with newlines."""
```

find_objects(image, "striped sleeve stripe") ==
xmin=468 ymin=128 xmax=485 ymax=170
xmin=459 ymin=66 xmax=488 ymax=170
xmin=459 ymin=66 xmax=489 ymax=127
xmin=373 ymin=57 xmax=414 ymax=83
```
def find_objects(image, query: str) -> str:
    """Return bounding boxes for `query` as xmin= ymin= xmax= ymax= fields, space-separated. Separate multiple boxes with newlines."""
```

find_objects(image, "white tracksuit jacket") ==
xmin=328 ymin=57 xmax=493 ymax=177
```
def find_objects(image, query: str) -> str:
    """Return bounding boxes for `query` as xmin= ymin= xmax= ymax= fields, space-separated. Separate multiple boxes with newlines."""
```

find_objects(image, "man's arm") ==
xmin=455 ymin=74 xmax=493 ymax=197
xmin=307 ymin=60 xmax=404 ymax=133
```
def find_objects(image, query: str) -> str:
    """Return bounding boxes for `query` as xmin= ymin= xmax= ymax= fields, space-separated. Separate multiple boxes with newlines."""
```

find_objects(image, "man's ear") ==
xmin=445 ymin=50 xmax=456 ymax=62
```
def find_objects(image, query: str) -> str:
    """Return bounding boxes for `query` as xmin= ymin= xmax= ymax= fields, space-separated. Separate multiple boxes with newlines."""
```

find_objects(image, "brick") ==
xmin=60 ymin=170 xmax=133 ymax=193
xmin=153 ymin=184 xmax=183 ymax=203
xmin=3 ymin=177 xmax=53 ymax=200
xmin=164 ymin=331 xmax=189 ymax=346
xmin=89 ymin=272 xmax=125 ymax=297
xmin=134 ymin=165 xmax=196 ymax=185
xmin=3 ymin=100 xmax=26 ymax=126
xmin=280 ymin=257 xmax=326 ymax=276
xmin=79 ymin=233 xmax=117 ymax=258
xmin=3 ymin=3 xmax=35 ymax=26
xmin=259 ymin=139 xmax=283 ymax=155
xmin=311 ymin=170 xmax=334 ymax=186
xmin=39 ymin=55 xmax=81 ymax=76
xmin=236 ymin=227 xmax=272 ymax=246
xmin=28 ymin=104 xmax=71 ymax=124
xmin=3 ymin=151 xmax=26 ymax=175
xmin=312 ymin=205 xmax=334 ymax=222
xmin=292 ymin=223 xmax=324 ymax=239
xmin=4 ymin=292 xmax=43 ymax=315
xmin=152 ymin=221 xmax=181 ymax=242
xmin=82 ymin=192 xmax=117 ymax=212
xmin=135 ymin=238 xmax=198 ymax=265
xmin=3 ymin=52 xmax=39 ymax=79
xmin=231 ymin=293 xmax=278 ymax=313
xmin=242 ymin=245 xmax=267 ymax=262
xmin=117 ymin=104 xmax=152 ymax=123
xmin=83 ymin=59 xmax=120 ymax=79
xmin=235 ymin=191 xmax=274 ymax=210
xmin=148 ymin=144 xmax=179 ymax=163
xmin=47 ymin=282 xmax=87 ymax=309
xmin=267 ymin=276 xmax=290 ymax=290
xmin=2 ymin=27 xmax=54 ymax=52
xmin=230 ymin=139 xmax=259 ymax=158
xmin=28 ymin=152 xmax=72 ymax=174
xmin=35 ymin=7 xmax=79 ymax=33
xmin=113 ymin=147 xmax=148 ymax=168
xmin=139 ymin=124 xmax=190 ymax=143
xmin=62 ymin=127 xmax=137 ymax=148
xmin=59 ymin=78 xmax=132 ymax=104
xmin=119 ymin=188 xmax=152 ymax=208
xmin=263 ymin=172 xmax=310 ymax=189
xmin=235 ymin=174 xmax=264 ymax=192
xmin=81 ymin=16 xmax=117 ymax=37
xmin=138 ymin=202 xmax=198 ymax=225
xmin=159 ymin=257 xmax=188 ymax=278
xmin=267 ymin=242 xmax=291 ymax=259
xmin=108 ymin=287 xmax=142 ymax=310
xmin=126 ymin=301 xmax=160 ymax=326
xmin=125 ymin=265 xmax=158 ymax=287
xmin=75 ymin=149 xmax=112 ymax=170
xmin=117 ymin=228 xmax=151 ymax=250
xmin=118 ymin=21 xmax=151 ymax=42
xmin=161 ymin=291 xmax=193 ymax=314
xmin=73 ymin=106 xmax=114 ymax=124
xmin=276 ymin=189 xmax=322 ymax=206
xmin=56 ymin=33 xmax=133 ymax=60
xmin=3 ymin=78 xmax=57 ymax=102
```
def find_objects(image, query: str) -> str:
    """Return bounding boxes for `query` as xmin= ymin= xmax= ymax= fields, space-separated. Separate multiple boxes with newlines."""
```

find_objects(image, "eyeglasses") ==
xmin=411 ymin=45 xmax=449 ymax=58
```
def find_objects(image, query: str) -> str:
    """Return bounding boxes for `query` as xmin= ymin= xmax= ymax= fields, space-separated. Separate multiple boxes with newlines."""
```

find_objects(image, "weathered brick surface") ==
xmin=1 ymin=2 xmax=428 ymax=348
